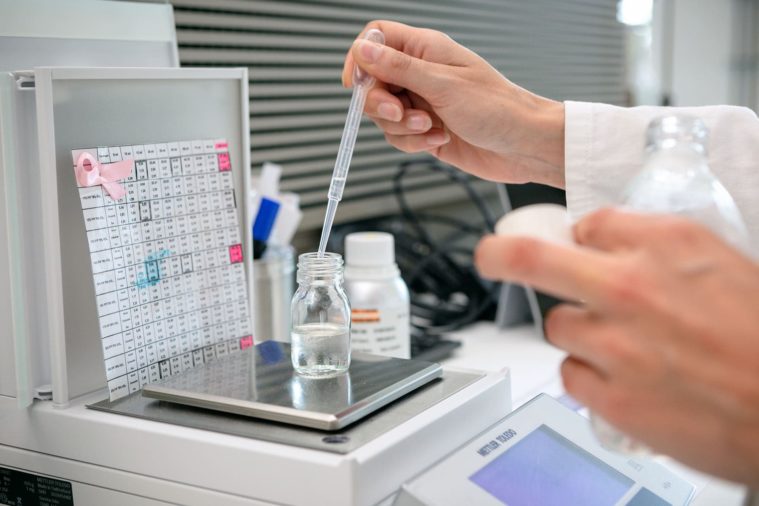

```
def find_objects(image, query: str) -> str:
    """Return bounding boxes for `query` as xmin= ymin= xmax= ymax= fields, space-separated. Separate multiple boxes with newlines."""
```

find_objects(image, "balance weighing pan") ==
xmin=133 ymin=341 xmax=443 ymax=431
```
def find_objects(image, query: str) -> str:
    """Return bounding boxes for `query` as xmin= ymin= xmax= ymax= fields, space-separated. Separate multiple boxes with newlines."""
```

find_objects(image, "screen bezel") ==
xmin=469 ymin=423 xmax=635 ymax=505
xmin=396 ymin=394 xmax=694 ymax=506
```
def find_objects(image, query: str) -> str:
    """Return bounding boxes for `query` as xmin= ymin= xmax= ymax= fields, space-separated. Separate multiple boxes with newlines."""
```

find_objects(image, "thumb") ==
xmin=351 ymin=39 xmax=449 ymax=101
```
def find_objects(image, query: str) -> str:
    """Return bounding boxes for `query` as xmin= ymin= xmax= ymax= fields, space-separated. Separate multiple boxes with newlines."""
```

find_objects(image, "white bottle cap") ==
xmin=495 ymin=204 xmax=574 ymax=246
xmin=345 ymin=232 xmax=395 ymax=267
xmin=259 ymin=161 xmax=282 ymax=198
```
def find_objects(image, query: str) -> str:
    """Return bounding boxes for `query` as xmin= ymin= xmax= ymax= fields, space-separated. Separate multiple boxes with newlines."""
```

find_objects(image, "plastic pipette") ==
xmin=317 ymin=29 xmax=385 ymax=256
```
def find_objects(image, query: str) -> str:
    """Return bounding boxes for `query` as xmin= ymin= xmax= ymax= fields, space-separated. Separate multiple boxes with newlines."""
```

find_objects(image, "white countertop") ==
xmin=444 ymin=322 xmax=566 ymax=407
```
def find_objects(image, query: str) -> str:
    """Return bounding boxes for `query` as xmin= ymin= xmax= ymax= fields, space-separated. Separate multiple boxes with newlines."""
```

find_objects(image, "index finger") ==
xmin=342 ymin=22 xmax=401 ymax=88
xmin=342 ymin=23 xmax=398 ymax=88
xmin=341 ymin=20 xmax=473 ymax=87
xmin=475 ymin=235 xmax=620 ymax=306
xmin=574 ymin=208 xmax=660 ymax=251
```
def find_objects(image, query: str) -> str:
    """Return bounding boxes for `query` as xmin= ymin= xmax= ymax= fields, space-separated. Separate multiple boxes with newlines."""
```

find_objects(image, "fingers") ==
xmin=574 ymin=208 xmax=653 ymax=251
xmin=359 ymin=20 xmax=472 ymax=65
xmin=560 ymin=357 xmax=609 ymax=408
xmin=384 ymin=129 xmax=451 ymax=153
xmin=560 ymin=357 xmax=634 ymax=431
xmin=355 ymin=70 xmax=445 ymax=145
xmin=575 ymin=207 xmax=715 ymax=254
xmin=545 ymin=305 xmax=607 ymax=368
xmin=342 ymin=51 xmax=353 ymax=88
xmin=561 ymin=357 xmax=668 ymax=442
xmin=365 ymin=87 xmax=404 ymax=121
xmin=545 ymin=305 xmax=641 ymax=375
xmin=575 ymin=208 xmax=745 ymax=274
xmin=373 ymin=113 xmax=433 ymax=135
xmin=348 ymin=38 xmax=451 ymax=102
xmin=474 ymin=235 xmax=617 ymax=305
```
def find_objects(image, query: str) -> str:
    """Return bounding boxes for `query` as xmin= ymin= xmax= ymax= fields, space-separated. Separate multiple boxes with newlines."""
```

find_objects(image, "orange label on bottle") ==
xmin=352 ymin=309 xmax=381 ymax=323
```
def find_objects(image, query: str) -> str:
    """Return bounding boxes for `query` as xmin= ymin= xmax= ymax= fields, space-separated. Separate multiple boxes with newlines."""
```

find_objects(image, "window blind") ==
xmin=172 ymin=0 xmax=626 ymax=228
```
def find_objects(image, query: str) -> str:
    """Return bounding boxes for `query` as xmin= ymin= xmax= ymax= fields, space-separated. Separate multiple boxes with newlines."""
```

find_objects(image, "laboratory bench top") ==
xmin=443 ymin=321 xmax=749 ymax=506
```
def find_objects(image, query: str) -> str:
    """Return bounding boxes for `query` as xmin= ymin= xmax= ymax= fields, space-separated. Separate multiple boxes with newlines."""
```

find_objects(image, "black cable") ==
xmin=391 ymin=159 xmax=500 ymax=335
xmin=328 ymin=158 xmax=501 ymax=338
xmin=411 ymin=212 xmax=488 ymax=235
xmin=394 ymin=161 xmax=496 ymax=225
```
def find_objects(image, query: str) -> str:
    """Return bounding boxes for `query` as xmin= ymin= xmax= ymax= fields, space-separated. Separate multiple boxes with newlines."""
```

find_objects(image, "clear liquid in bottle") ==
xmin=290 ymin=322 xmax=350 ymax=377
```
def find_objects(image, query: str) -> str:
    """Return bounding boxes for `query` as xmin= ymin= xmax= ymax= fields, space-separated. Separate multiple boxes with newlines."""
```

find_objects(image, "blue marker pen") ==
xmin=252 ymin=197 xmax=281 ymax=259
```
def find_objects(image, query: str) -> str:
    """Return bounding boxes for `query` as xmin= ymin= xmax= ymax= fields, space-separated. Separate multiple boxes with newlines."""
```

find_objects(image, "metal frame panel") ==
xmin=33 ymin=67 xmax=251 ymax=405
xmin=0 ymin=0 xmax=180 ymax=406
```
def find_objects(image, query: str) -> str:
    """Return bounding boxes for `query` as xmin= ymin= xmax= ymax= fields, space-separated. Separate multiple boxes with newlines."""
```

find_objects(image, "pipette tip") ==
xmin=317 ymin=199 xmax=338 ymax=257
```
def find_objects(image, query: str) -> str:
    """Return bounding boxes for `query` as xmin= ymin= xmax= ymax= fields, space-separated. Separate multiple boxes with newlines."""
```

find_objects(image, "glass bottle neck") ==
xmin=296 ymin=252 xmax=344 ymax=284
xmin=645 ymin=115 xmax=709 ymax=156
xmin=644 ymin=143 xmax=710 ymax=175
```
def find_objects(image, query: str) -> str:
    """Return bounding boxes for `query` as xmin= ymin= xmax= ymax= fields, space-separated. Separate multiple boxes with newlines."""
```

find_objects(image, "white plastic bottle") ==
xmin=592 ymin=114 xmax=751 ymax=454
xmin=343 ymin=232 xmax=411 ymax=359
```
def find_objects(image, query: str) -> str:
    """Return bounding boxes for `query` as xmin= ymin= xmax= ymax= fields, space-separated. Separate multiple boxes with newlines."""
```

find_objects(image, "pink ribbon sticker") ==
xmin=75 ymin=152 xmax=134 ymax=200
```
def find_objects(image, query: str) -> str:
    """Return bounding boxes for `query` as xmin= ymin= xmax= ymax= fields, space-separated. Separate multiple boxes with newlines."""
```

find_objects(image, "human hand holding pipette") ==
xmin=342 ymin=21 xmax=565 ymax=189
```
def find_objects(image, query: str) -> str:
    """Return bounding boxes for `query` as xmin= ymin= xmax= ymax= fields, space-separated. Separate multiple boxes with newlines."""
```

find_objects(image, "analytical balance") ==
xmin=0 ymin=64 xmax=515 ymax=506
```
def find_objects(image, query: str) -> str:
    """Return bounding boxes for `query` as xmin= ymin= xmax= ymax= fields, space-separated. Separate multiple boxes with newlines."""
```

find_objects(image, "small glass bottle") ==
xmin=592 ymin=115 xmax=751 ymax=454
xmin=290 ymin=252 xmax=351 ymax=377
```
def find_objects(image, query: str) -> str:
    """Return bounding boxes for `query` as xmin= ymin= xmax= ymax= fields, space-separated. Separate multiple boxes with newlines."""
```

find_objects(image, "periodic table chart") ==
xmin=71 ymin=139 xmax=253 ymax=400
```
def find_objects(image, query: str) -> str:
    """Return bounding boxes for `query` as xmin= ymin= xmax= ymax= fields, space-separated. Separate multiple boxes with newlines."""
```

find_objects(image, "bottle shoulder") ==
xmin=344 ymin=263 xmax=402 ymax=279
xmin=344 ymin=277 xmax=409 ymax=306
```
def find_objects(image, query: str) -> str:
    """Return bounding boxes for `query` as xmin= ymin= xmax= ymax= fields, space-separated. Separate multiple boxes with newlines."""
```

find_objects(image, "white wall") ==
xmin=0 ymin=138 xmax=17 ymax=398
xmin=669 ymin=0 xmax=736 ymax=106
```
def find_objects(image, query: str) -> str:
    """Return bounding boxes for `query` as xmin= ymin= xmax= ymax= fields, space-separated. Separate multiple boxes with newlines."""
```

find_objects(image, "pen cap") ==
xmin=345 ymin=232 xmax=395 ymax=267
xmin=259 ymin=162 xmax=282 ymax=198
xmin=268 ymin=193 xmax=302 ymax=247
xmin=252 ymin=197 xmax=281 ymax=241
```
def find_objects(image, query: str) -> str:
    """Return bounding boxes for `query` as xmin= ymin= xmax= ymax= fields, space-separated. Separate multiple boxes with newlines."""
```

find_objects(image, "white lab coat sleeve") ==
xmin=563 ymin=101 xmax=759 ymax=243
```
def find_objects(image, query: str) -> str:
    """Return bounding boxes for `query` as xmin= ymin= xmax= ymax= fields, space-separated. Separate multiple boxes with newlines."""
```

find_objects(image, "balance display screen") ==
xmin=470 ymin=425 xmax=633 ymax=506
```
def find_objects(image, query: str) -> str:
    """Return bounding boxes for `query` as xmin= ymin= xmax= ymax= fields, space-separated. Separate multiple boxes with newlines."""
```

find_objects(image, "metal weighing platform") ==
xmin=88 ymin=341 xmax=473 ymax=454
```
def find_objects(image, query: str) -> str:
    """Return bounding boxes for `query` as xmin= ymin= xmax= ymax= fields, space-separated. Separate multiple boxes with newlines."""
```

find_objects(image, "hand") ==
xmin=342 ymin=21 xmax=566 ymax=188
xmin=475 ymin=208 xmax=759 ymax=486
